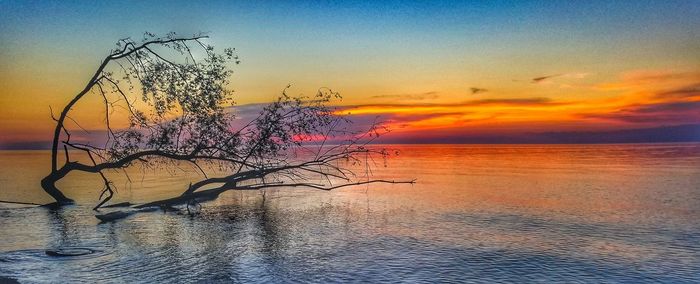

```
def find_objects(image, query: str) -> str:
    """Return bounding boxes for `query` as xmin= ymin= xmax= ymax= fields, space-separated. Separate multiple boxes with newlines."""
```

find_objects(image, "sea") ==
xmin=0 ymin=144 xmax=699 ymax=283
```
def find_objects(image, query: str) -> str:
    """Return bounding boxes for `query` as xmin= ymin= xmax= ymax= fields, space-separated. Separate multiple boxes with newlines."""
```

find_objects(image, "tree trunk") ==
xmin=41 ymin=173 xmax=74 ymax=205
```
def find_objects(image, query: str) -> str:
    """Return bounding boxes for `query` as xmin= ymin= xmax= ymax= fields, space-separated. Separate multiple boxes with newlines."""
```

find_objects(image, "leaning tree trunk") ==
xmin=40 ymin=58 xmax=108 ymax=205
xmin=41 ymin=173 xmax=74 ymax=205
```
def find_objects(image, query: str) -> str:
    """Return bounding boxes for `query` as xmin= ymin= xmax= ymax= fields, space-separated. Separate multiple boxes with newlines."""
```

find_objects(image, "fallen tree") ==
xmin=42 ymin=32 xmax=413 ymax=216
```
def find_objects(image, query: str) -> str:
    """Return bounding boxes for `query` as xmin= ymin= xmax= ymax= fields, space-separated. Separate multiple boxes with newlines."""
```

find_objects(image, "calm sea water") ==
xmin=0 ymin=144 xmax=699 ymax=283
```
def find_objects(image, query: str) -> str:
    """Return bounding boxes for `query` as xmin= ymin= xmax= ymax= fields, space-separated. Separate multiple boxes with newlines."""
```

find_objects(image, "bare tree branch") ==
xmin=41 ymin=32 xmax=413 ymax=218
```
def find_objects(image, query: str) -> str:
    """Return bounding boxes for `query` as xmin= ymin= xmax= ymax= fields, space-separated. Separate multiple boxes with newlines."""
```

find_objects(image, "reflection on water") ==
xmin=1 ymin=144 xmax=699 ymax=283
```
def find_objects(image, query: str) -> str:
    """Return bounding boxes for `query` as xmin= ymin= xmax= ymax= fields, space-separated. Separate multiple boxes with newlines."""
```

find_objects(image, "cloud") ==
xmin=654 ymin=84 xmax=700 ymax=99
xmin=579 ymin=101 xmax=700 ymax=124
xmin=582 ymin=69 xmax=700 ymax=125
xmin=470 ymin=87 xmax=488 ymax=95
xmin=596 ymin=70 xmax=700 ymax=91
xmin=532 ymin=74 xmax=562 ymax=83
xmin=532 ymin=73 xmax=589 ymax=84
xmin=198 ymin=98 xmax=568 ymax=142
xmin=468 ymin=98 xmax=557 ymax=106
xmin=620 ymin=70 xmax=695 ymax=82
xmin=634 ymin=101 xmax=700 ymax=114
xmin=534 ymin=124 xmax=700 ymax=144
xmin=341 ymin=97 xmax=564 ymax=112
xmin=334 ymin=97 xmax=571 ymax=133
xmin=373 ymin=124 xmax=700 ymax=144
xmin=0 ymin=140 xmax=52 ymax=150
xmin=346 ymin=112 xmax=468 ymax=130
xmin=371 ymin=91 xmax=439 ymax=101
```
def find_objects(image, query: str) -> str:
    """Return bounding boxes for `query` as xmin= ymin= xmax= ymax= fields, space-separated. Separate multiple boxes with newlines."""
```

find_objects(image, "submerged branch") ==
xmin=0 ymin=200 xmax=43 ymax=206
xmin=93 ymin=177 xmax=415 ymax=222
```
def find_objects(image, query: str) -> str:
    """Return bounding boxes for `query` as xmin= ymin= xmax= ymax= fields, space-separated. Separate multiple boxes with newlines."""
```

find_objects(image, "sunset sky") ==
xmin=1 ymin=0 xmax=699 ymax=148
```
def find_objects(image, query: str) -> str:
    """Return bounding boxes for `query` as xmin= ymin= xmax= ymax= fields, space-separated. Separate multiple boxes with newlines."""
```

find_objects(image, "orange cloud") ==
xmin=532 ymin=72 xmax=590 ymax=84
xmin=334 ymin=69 xmax=700 ymax=138
xmin=596 ymin=70 xmax=700 ymax=92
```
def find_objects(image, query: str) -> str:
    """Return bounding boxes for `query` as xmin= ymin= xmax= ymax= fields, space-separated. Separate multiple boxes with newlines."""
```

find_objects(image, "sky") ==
xmin=1 ymin=0 xmax=699 ymax=148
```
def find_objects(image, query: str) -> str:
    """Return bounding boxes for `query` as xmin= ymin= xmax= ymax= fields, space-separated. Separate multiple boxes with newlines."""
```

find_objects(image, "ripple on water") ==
xmin=0 ymin=246 xmax=109 ymax=262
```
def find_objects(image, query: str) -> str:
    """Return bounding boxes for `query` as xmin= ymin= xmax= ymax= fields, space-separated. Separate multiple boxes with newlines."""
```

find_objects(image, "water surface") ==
xmin=1 ymin=144 xmax=699 ymax=283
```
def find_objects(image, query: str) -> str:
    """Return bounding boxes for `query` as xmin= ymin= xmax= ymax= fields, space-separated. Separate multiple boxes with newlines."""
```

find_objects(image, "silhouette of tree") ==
xmin=41 ymin=32 xmax=413 ymax=214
